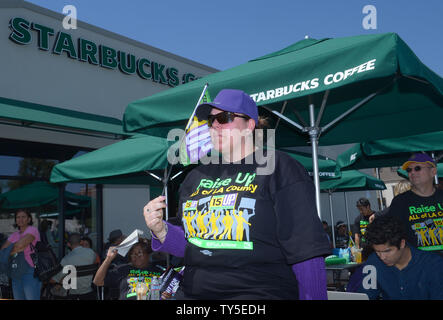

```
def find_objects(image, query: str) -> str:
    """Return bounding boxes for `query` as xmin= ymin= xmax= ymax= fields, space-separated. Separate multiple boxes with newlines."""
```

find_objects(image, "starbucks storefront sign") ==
xmin=9 ymin=16 xmax=197 ymax=87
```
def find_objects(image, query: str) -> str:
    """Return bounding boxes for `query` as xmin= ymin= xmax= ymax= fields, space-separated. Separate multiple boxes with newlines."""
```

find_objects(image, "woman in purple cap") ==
xmin=143 ymin=89 xmax=331 ymax=300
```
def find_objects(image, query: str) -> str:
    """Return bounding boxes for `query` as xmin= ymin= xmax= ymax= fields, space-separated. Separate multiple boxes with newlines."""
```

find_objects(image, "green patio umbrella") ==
xmin=0 ymin=181 xmax=91 ymax=258
xmin=320 ymin=170 xmax=386 ymax=191
xmin=50 ymin=134 xmax=186 ymax=261
xmin=123 ymin=32 xmax=443 ymax=216
xmin=50 ymin=135 xmax=340 ymax=185
xmin=38 ymin=210 xmax=82 ymax=218
xmin=335 ymin=130 xmax=443 ymax=203
xmin=0 ymin=181 xmax=90 ymax=212
xmin=282 ymin=149 xmax=340 ymax=179
xmin=124 ymin=33 xmax=443 ymax=144
xmin=336 ymin=131 xmax=443 ymax=170
xmin=320 ymin=170 xmax=386 ymax=248
xmin=50 ymin=133 xmax=340 ymax=260
xmin=50 ymin=134 xmax=178 ymax=186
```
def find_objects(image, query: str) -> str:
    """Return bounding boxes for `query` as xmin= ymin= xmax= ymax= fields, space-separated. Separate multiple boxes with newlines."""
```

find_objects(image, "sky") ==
xmin=25 ymin=0 xmax=443 ymax=76
xmin=2 ymin=0 xmax=442 ymax=182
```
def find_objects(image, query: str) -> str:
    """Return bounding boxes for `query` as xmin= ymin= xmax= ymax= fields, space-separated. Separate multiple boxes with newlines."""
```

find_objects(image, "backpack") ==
xmin=30 ymin=242 xmax=62 ymax=282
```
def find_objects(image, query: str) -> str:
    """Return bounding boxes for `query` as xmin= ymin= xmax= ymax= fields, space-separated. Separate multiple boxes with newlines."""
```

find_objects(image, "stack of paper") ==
xmin=114 ymin=229 xmax=144 ymax=256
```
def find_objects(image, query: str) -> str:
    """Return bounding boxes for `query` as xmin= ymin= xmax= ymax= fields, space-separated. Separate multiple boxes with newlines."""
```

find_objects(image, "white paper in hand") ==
xmin=115 ymin=229 xmax=144 ymax=256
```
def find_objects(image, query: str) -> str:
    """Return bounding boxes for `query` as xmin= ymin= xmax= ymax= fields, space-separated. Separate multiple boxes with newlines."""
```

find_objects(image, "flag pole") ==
xmin=184 ymin=83 xmax=209 ymax=132
xmin=161 ymin=83 xmax=209 ymax=197
xmin=155 ymin=84 xmax=209 ymax=269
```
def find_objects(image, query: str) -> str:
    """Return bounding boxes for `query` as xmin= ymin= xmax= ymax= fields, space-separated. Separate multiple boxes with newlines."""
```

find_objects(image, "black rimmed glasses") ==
xmin=207 ymin=111 xmax=250 ymax=127
xmin=406 ymin=166 xmax=433 ymax=173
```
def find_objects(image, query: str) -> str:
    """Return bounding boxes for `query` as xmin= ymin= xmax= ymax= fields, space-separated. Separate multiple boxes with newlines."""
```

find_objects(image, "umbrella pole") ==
xmin=328 ymin=191 xmax=336 ymax=248
xmin=344 ymin=192 xmax=350 ymax=229
xmin=309 ymin=103 xmax=322 ymax=218
xmin=431 ymin=152 xmax=439 ymax=185
xmin=344 ymin=192 xmax=351 ymax=233
xmin=274 ymin=101 xmax=288 ymax=131
xmin=96 ymin=184 xmax=104 ymax=258
xmin=163 ymin=169 xmax=169 ymax=223
xmin=375 ymin=168 xmax=384 ymax=210
xmin=163 ymin=167 xmax=170 ymax=269
xmin=57 ymin=184 xmax=66 ymax=259
xmin=145 ymin=170 xmax=170 ymax=267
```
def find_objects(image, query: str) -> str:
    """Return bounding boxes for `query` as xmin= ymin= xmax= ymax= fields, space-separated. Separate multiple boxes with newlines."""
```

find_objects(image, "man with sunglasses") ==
xmin=386 ymin=153 xmax=443 ymax=254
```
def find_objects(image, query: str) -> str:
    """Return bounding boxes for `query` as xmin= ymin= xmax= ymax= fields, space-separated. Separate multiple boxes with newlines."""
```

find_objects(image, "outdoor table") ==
xmin=326 ymin=263 xmax=361 ymax=291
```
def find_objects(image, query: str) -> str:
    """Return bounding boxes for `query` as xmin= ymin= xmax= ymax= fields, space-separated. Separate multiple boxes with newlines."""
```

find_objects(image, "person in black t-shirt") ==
xmin=93 ymin=239 xmax=162 ymax=300
xmin=352 ymin=197 xmax=376 ymax=249
xmin=143 ymin=89 xmax=331 ymax=300
xmin=386 ymin=153 xmax=443 ymax=254
xmin=335 ymin=221 xmax=349 ymax=249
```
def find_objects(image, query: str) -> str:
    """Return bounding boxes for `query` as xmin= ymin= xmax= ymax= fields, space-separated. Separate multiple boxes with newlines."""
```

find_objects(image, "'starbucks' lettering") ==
xmin=79 ymin=38 xmax=98 ymax=64
xmin=53 ymin=31 xmax=77 ymax=58
xmin=8 ymin=16 xmax=199 ymax=87
xmin=9 ymin=17 xmax=31 ymax=44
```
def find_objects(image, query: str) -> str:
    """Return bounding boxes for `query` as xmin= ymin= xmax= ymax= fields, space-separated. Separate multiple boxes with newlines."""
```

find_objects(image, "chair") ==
xmin=76 ymin=263 xmax=104 ymax=300
xmin=96 ymin=286 xmax=104 ymax=300
xmin=74 ymin=263 xmax=99 ymax=277
xmin=66 ymin=263 xmax=99 ymax=300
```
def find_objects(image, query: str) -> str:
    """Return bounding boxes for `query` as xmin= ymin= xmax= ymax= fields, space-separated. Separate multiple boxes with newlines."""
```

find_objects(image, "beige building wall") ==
xmin=0 ymin=1 xmax=217 ymax=240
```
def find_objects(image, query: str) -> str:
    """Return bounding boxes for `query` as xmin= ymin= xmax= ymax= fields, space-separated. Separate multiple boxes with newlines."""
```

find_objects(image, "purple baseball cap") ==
xmin=196 ymin=89 xmax=259 ymax=124
xmin=401 ymin=153 xmax=436 ymax=170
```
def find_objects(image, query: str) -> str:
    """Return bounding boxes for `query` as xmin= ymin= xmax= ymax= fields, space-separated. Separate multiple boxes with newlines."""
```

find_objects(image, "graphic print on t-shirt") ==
xmin=182 ymin=172 xmax=257 ymax=250
xmin=125 ymin=269 xmax=161 ymax=299
xmin=408 ymin=202 xmax=443 ymax=251
xmin=359 ymin=220 xmax=369 ymax=244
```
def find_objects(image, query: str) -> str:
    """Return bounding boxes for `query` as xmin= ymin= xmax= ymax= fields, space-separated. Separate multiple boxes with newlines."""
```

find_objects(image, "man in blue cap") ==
xmin=386 ymin=152 xmax=443 ymax=254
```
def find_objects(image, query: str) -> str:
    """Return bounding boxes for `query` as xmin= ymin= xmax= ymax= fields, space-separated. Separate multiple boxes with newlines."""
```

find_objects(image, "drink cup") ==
xmin=136 ymin=282 xmax=148 ymax=300
xmin=354 ymin=249 xmax=362 ymax=264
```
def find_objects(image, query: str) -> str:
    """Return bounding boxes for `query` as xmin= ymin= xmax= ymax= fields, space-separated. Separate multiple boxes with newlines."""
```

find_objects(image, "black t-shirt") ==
xmin=353 ymin=214 xmax=371 ymax=244
xmin=335 ymin=233 xmax=349 ymax=249
xmin=387 ymin=189 xmax=443 ymax=252
xmin=177 ymin=150 xmax=331 ymax=299
xmin=104 ymin=263 xmax=163 ymax=300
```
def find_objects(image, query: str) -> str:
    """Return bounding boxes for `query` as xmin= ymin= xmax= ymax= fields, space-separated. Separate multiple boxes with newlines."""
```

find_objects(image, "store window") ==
xmin=0 ymin=155 xmax=98 ymax=255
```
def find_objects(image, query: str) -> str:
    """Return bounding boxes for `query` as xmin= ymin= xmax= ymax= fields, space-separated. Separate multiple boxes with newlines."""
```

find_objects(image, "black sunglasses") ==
xmin=207 ymin=111 xmax=249 ymax=127
xmin=406 ymin=166 xmax=433 ymax=173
